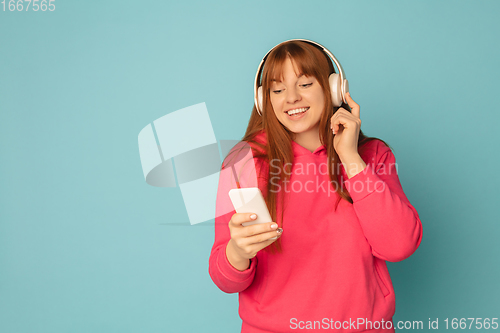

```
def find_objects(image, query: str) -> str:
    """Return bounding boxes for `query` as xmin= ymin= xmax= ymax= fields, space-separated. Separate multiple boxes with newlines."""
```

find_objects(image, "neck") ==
xmin=292 ymin=126 xmax=322 ymax=153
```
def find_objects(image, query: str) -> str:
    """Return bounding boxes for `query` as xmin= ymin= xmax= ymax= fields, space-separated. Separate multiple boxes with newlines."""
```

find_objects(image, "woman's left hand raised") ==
xmin=330 ymin=92 xmax=361 ymax=160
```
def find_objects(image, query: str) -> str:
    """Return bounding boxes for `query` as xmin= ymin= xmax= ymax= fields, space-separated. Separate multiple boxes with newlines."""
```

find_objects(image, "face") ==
xmin=269 ymin=57 xmax=325 ymax=143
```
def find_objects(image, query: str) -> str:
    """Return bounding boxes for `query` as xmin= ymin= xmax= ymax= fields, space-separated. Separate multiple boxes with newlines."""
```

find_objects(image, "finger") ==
xmin=243 ymin=222 xmax=279 ymax=237
xmin=248 ymin=228 xmax=283 ymax=245
xmin=330 ymin=108 xmax=348 ymax=130
xmin=331 ymin=114 xmax=354 ymax=134
xmin=230 ymin=212 xmax=258 ymax=227
xmin=345 ymin=92 xmax=360 ymax=119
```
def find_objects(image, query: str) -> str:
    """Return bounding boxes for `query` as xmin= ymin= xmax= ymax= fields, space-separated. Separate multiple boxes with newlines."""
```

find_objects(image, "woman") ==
xmin=209 ymin=39 xmax=423 ymax=333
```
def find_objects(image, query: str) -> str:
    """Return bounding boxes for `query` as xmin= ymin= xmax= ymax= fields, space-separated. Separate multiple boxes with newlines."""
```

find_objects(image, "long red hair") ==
xmin=223 ymin=40 xmax=391 ymax=254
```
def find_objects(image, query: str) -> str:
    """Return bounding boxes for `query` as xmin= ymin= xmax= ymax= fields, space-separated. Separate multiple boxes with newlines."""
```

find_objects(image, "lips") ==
xmin=285 ymin=107 xmax=310 ymax=116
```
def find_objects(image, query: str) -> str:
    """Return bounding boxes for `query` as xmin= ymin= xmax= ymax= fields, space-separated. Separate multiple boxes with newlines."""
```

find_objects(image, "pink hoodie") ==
xmin=209 ymin=131 xmax=423 ymax=332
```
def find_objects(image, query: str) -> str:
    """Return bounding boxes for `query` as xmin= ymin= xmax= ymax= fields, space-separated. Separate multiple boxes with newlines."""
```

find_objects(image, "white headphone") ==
xmin=254 ymin=39 xmax=349 ymax=116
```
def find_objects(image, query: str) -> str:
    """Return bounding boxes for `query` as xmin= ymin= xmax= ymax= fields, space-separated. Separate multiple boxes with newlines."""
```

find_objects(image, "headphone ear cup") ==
xmin=329 ymin=73 xmax=342 ymax=107
xmin=257 ymin=86 xmax=263 ymax=114
xmin=342 ymin=79 xmax=349 ymax=104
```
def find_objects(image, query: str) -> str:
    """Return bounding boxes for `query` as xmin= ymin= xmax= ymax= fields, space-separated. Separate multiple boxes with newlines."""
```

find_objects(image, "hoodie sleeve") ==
xmin=342 ymin=141 xmax=423 ymax=262
xmin=208 ymin=208 xmax=258 ymax=294
xmin=208 ymin=142 xmax=262 ymax=293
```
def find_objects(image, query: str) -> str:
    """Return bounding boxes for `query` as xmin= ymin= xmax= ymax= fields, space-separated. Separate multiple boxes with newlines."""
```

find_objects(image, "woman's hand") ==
xmin=226 ymin=213 xmax=282 ymax=271
xmin=330 ymin=92 xmax=361 ymax=160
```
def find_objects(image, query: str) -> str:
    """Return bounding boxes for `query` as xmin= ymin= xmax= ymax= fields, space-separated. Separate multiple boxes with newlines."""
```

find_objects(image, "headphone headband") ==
xmin=253 ymin=39 xmax=347 ymax=116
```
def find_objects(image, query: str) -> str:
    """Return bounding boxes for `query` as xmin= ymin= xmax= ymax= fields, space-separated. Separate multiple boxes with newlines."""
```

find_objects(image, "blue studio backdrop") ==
xmin=1 ymin=1 xmax=499 ymax=332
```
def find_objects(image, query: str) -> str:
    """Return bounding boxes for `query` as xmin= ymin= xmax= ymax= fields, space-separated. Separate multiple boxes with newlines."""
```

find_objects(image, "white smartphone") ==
xmin=228 ymin=188 xmax=275 ymax=238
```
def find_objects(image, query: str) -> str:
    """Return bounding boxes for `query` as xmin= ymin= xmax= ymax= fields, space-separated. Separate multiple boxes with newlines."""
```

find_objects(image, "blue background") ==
xmin=1 ymin=0 xmax=499 ymax=332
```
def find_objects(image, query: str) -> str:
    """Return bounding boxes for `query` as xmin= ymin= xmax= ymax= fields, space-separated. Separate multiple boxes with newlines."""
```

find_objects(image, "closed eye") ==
xmin=272 ymin=83 xmax=312 ymax=94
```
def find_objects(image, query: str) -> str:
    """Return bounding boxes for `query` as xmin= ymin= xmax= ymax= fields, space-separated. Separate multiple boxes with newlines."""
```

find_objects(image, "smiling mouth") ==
xmin=286 ymin=107 xmax=309 ymax=116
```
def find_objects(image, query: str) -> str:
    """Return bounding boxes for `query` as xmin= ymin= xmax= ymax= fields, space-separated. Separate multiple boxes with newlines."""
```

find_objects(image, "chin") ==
xmin=287 ymin=124 xmax=311 ymax=133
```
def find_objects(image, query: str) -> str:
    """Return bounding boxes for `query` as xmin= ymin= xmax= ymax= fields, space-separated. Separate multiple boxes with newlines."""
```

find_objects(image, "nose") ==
xmin=286 ymin=86 xmax=301 ymax=104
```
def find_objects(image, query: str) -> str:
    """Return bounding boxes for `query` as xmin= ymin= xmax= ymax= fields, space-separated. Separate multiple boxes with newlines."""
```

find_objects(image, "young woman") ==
xmin=209 ymin=39 xmax=423 ymax=333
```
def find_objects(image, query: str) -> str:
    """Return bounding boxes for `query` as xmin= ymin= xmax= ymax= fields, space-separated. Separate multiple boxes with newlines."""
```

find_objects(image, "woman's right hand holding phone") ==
xmin=226 ymin=213 xmax=283 ymax=271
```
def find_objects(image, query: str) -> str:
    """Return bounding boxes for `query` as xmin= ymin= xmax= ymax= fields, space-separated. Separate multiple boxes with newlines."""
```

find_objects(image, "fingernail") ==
xmin=271 ymin=223 xmax=278 ymax=229
xmin=277 ymin=228 xmax=283 ymax=234
xmin=250 ymin=214 xmax=257 ymax=220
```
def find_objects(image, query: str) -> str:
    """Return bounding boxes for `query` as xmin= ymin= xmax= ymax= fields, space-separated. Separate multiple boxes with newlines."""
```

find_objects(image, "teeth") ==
xmin=287 ymin=107 xmax=309 ymax=115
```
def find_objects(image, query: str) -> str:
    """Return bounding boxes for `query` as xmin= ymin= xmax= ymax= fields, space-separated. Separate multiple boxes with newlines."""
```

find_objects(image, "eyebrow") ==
xmin=271 ymin=73 xmax=304 ymax=83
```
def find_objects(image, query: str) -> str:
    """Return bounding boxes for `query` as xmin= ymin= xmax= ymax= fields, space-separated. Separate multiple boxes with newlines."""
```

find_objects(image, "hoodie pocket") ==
xmin=374 ymin=260 xmax=390 ymax=297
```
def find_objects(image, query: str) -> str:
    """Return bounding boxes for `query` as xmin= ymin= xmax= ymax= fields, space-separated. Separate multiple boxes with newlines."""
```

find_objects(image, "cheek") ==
xmin=270 ymin=95 xmax=282 ymax=113
xmin=312 ymin=89 xmax=325 ymax=108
